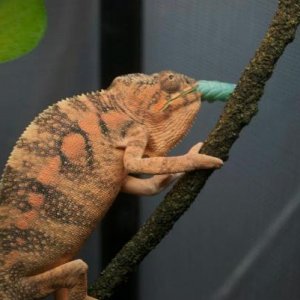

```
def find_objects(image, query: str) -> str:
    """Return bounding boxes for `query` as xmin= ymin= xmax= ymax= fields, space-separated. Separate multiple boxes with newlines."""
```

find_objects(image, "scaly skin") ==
xmin=0 ymin=71 xmax=223 ymax=300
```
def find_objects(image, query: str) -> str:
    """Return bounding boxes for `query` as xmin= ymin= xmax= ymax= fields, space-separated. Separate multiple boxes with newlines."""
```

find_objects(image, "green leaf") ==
xmin=0 ymin=0 xmax=47 ymax=63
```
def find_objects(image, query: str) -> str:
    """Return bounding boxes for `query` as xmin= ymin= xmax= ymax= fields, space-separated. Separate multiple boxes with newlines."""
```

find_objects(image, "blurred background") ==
xmin=0 ymin=1 xmax=300 ymax=299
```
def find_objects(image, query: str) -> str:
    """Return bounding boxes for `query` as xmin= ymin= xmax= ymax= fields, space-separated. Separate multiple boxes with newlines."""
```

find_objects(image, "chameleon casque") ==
xmin=0 ymin=70 xmax=223 ymax=300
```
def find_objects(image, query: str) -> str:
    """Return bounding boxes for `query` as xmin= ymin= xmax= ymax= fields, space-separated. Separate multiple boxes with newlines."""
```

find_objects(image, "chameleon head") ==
xmin=108 ymin=70 xmax=201 ymax=156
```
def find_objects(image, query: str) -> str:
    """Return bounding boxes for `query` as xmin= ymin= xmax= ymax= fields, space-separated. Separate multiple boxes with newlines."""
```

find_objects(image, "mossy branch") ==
xmin=89 ymin=1 xmax=300 ymax=298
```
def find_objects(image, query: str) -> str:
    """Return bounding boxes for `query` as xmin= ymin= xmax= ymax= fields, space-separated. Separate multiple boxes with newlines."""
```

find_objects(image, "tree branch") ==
xmin=89 ymin=1 xmax=300 ymax=298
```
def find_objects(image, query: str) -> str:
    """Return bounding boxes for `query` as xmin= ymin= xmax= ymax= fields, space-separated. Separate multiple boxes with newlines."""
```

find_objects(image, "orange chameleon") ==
xmin=0 ymin=71 xmax=223 ymax=300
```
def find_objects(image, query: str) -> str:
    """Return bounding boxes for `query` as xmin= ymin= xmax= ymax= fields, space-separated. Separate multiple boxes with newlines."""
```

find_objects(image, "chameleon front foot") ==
xmin=187 ymin=141 xmax=223 ymax=169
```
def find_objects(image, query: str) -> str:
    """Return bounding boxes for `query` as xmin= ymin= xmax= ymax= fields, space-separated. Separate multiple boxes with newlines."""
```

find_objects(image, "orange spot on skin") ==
xmin=37 ymin=156 xmax=60 ymax=185
xmin=16 ymin=210 xmax=39 ymax=230
xmin=28 ymin=193 xmax=44 ymax=209
xmin=16 ymin=219 xmax=29 ymax=230
xmin=102 ymin=112 xmax=127 ymax=130
xmin=78 ymin=113 xmax=100 ymax=136
xmin=151 ymin=100 xmax=166 ymax=112
xmin=61 ymin=133 xmax=86 ymax=161
xmin=23 ymin=210 xmax=38 ymax=222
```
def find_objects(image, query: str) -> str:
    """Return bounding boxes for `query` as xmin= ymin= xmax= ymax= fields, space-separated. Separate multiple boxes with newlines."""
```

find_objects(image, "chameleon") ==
xmin=0 ymin=70 xmax=223 ymax=300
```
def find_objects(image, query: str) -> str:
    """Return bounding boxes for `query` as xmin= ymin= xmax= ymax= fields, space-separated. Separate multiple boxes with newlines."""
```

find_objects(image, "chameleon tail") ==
xmin=196 ymin=80 xmax=236 ymax=103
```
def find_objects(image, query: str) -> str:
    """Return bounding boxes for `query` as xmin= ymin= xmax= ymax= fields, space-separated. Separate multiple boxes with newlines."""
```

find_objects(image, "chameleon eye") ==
xmin=160 ymin=72 xmax=181 ymax=93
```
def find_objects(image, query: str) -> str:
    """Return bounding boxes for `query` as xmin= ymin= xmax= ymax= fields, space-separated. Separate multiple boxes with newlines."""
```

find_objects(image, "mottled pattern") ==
xmin=68 ymin=96 xmax=89 ymax=112
xmin=1 ymin=226 xmax=54 ymax=255
xmin=34 ymin=104 xmax=74 ymax=135
xmin=99 ymin=120 xmax=110 ymax=137
xmin=1 ymin=167 xmax=90 ymax=226
xmin=0 ymin=71 xmax=223 ymax=299
xmin=86 ymin=91 xmax=115 ymax=113
xmin=16 ymin=137 xmax=59 ymax=157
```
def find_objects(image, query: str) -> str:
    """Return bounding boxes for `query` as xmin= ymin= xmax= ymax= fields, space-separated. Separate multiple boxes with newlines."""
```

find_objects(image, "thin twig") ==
xmin=89 ymin=1 xmax=300 ymax=298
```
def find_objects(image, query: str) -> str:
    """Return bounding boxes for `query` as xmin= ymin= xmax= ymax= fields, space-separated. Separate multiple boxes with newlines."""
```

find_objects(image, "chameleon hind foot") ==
xmin=20 ymin=259 xmax=96 ymax=300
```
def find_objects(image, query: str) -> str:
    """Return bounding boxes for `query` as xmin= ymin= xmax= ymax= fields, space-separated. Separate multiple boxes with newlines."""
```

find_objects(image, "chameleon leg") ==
xmin=121 ymin=173 xmax=183 ymax=196
xmin=20 ymin=259 xmax=97 ymax=300
xmin=55 ymin=288 xmax=68 ymax=300
xmin=123 ymin=126 xmax=223 ymax=174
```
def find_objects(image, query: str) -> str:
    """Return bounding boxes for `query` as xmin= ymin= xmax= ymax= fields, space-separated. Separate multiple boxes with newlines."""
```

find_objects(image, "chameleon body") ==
xmin=0 ymin=71 xmax=223 ymax=300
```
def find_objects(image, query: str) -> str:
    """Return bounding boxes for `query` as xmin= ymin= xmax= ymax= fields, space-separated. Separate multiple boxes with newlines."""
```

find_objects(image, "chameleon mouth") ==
xmin=160 ymin=84 xmax=198 ymax=111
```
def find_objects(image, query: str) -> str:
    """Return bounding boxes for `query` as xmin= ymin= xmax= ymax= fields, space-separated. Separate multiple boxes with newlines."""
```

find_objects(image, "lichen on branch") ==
xmin=89 ymin=1 xmax=300 ymax=298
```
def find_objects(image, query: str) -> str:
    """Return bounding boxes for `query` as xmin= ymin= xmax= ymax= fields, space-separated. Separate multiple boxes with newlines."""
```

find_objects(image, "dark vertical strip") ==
xmin=100 ymin=1 xmax=142 ymax=300
xmin=101 ymin=0 xmax=142 ymax=87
